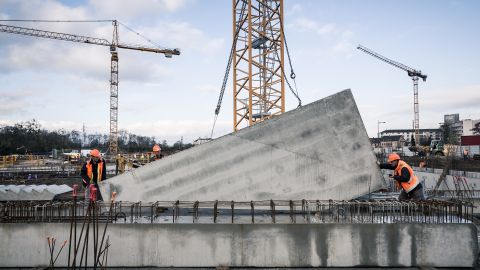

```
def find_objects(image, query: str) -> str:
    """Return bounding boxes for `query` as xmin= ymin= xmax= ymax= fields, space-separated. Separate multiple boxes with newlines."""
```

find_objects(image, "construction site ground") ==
xmin=403 ymin=156 xmax=480 ymax=172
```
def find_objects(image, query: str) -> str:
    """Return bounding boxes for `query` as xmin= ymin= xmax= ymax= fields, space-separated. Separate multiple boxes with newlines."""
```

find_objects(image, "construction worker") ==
xmin=379 ymin=153 xmax=424 ymax=201
xmin=151 ymin=144 xmax=163 ymax=161
xmin=463 ymin=148 xmax=469 ymax=160
xmin=81 ymin=149 xmax=106 ymax=201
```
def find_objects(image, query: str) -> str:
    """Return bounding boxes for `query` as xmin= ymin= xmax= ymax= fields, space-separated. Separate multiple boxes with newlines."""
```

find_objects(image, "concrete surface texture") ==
xmin=0 ymin=223 xmax=476 ymax=267
xmin=100 ymin=89 xmax=385 ymax=201
xmin=0 ymin=184 xmax=72 ymax=201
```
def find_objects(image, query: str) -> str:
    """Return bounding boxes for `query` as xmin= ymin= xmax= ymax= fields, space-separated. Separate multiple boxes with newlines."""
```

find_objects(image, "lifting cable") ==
xmin=275 ymin=7 xmax=302 ymax=107
xmin=0 ymin=19 xmax=113 ymax=23
xmin=117 ymin=21 xmax=168 ymax=49
xmin=210 ymin=0 xmax=247 ymax=138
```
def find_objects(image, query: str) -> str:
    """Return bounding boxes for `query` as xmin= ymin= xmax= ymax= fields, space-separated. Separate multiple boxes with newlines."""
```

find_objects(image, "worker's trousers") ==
xmin=398 ymin=183 xmax=425 ymax=201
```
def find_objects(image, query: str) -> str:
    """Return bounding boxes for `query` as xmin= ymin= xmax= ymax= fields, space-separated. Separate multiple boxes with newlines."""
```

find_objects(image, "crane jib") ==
xmin=0 ymin=23 xmax=180 ymax=56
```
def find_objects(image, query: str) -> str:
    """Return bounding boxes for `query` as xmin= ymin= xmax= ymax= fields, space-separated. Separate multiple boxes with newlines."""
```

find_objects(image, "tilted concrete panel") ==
xmin=0 ymin=223 xmax=477 ymax=267
xmin=100 ymin=89 xmax=385 ymax=201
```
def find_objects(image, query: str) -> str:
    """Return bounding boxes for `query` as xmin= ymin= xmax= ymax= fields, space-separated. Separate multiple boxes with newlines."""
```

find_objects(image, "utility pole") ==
xmin=377 ymin=121 xmax=386 ymax=139
xmin=82 ymin=123 xmax=87 ymax=147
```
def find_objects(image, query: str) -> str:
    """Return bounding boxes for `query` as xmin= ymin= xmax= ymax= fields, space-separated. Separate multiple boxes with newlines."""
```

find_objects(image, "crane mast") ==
xmin=0 ymin=21 xmax=180 ymax=156
xmin=232 ymin=0 xmax=285 ymax=131
xmin=357 ymin=45 xmax=427 ymax=144
xmin=110 ymin=21 xmax=120 ymax=155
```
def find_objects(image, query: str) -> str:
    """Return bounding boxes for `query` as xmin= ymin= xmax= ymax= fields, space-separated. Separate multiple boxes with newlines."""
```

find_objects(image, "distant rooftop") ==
xmin=380 ymin=135 xmax=404 ymax=141
xmin=370 ymin=136 xmax=404 ymax=142
xmin=381 ymin=128 xmax=441 ymax=133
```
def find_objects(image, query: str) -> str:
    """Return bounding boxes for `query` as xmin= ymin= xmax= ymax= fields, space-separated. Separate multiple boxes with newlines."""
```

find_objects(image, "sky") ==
xmin=0 ymin=0 xmax=479 ymax=143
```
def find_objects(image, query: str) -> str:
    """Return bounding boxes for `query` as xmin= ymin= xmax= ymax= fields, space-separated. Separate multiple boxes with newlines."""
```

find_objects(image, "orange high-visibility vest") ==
xmin=86 ymin=160 xmax=103 ymax=184
xmin=394 ymin=160 xmax=419 ymax=193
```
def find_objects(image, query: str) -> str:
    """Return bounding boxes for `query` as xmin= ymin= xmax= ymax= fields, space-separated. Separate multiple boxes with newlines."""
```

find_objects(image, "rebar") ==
xmin=0 ymin=199 xmax=474 ymax=224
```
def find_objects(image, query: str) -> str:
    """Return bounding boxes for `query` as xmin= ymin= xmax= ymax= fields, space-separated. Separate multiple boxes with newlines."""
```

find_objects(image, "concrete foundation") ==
xmin=0 ymin=223 xmax=476 ymax=268
xmin=100 ymin=89 xmax=385 ymax=202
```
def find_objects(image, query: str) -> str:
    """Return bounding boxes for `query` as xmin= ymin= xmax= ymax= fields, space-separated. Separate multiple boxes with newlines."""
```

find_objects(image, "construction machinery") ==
xmin=357 ymin=45 xmax=427 ymax=144
xmin=0 ymin=20 xmax=180 ymax=156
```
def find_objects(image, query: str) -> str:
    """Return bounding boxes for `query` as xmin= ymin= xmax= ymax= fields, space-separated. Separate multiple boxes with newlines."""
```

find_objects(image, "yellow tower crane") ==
xmin=0 ymin=20 xmax=180 ymax=156
xmin=211 ymin=0 xmax=300 ymax=136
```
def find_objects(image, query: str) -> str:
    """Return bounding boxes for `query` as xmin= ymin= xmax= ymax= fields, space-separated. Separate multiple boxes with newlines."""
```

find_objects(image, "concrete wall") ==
xmin=100 ymin=89 xmax=385 ymax=202
xmin=0 ymin=223 xmax=476 ymax=268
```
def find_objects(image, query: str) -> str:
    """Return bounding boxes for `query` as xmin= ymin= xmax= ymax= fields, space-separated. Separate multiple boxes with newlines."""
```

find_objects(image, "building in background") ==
xmin=443 ymin=114 xmax=480 ymax=143
xmin=462 ymin=119 xmax=480 ymax=136
xmin=369 ymin=138 xmax=381 ymax=148
xmin=370 ymin=135 xmax=405 ymax=150
xmin=380 ymin=135 xmax=405 ymax=149
xmin=380 ymin=129 xmax=441 ymax=144
xmin=444 ymin=113 xmax=460 ymax=125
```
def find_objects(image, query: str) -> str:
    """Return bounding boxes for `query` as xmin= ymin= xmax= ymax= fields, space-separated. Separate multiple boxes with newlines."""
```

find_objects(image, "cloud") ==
xmin=198 ymin=84 xmax=219 ymax=94
xmin=0 ymin=90 xmax=32 ymax=116
xmin=124 ymin=119 xmax=231 ymax=142
xmin=0 ymin=116 xmax=231 ymax=144
xmin=332 ymin=30 xmax=355 ymax=55
xmin=0 ymin=37 xmax=172 ymax=84
xmin=88 ymin=0 xmax=189 ymax=20
xmin=0 ymin=42 xmax=106 ymax=75
xmin=9 ymin=0 xmax=90 ymax=22
xmin=287 ymin=3 xmax=303 ymax=15
xmin=128 ymin=21 xmax=225 ymax=55
xmin=287 ymin=16 xmax=354 ymax=56
xmin=359 ymin=84 xmax=480 ymax=137
xmin=288 ymin=17 xmax=336 ymax=35
xmin=0 ymin=119 xmax=15 ymax=127
xmin=422 ymin=84 xmax=480 ymax=112
xmin=37 ymin=120 xmax=86 ymax=132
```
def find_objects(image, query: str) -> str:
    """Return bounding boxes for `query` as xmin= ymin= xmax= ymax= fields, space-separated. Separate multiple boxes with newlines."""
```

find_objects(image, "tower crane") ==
xmin=211 ymin=0 xmax=300 ymax=137
xmin=357 ymin=44 xmax=427 ymax=144
xmin=0 ymin=21 xmax=180 ymax=156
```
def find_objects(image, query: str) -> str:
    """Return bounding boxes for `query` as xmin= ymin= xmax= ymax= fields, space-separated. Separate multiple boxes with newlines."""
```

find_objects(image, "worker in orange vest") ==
xmin=379 ymin=153 xmax=424 ymax=201
xmin=81 ymin=149 xmax=106 ymax=201
xmin=151 ymin=144 xmax=164 ymax=161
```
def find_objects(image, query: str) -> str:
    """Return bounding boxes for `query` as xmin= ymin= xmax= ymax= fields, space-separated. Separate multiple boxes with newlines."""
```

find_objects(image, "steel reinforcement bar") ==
xmin=0 ymin=199 xmax=474 ymax=224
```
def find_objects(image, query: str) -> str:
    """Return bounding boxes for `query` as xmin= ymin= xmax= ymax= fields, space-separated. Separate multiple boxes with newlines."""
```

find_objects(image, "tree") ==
xmin=441 ymin=123 xmax=459 ymax=144
xmin=0 ymin=120 xmax=193 ymax=155
xmin=472 ymin=122 xmax=480 ymax=135
xmin=0 ymin=119 xmax=81 ymax=155
xmin=410 ymin=134 xmax=416 ymax=146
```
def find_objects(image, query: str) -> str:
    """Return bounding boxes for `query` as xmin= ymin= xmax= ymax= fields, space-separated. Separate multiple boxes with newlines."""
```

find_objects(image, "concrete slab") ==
xmin=0 ymin=184 xmax=72 ymax=201
xmin=0 ymin=223 xmax=476 ymax=267
xmin=100 ymin=89 xmax=385 ymax=201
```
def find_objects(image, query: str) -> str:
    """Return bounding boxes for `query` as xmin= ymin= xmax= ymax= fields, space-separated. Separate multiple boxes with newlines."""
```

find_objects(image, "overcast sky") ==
xmin=0 ymin=0 xmax=479 ymax=143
